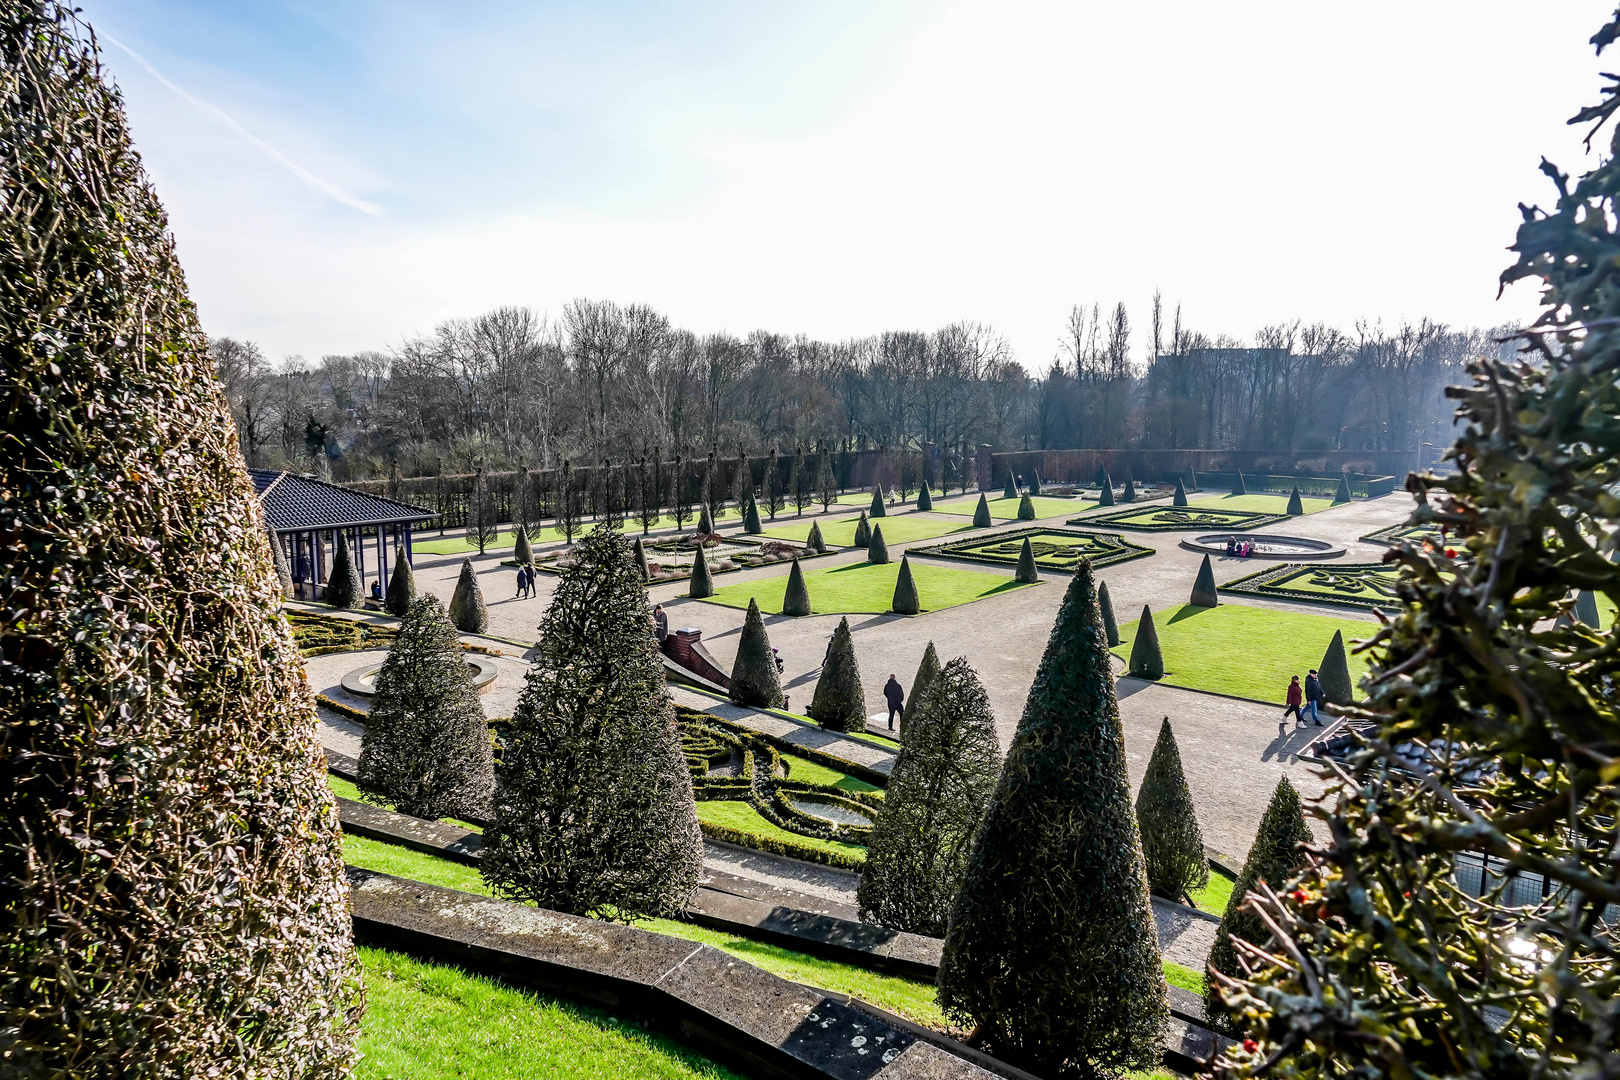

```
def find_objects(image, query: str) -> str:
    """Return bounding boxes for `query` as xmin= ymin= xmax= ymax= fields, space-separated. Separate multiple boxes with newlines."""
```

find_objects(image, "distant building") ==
xmin=251 ymin=469 xmax=436 ymax=602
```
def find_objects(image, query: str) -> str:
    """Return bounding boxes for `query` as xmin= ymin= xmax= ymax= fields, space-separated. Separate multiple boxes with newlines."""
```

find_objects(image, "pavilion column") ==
xmin=377 ymin=525 xmax=388 ymax=593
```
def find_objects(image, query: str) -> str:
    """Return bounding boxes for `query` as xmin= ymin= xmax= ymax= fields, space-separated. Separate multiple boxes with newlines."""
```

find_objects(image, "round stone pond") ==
xmin=1180 ymin=533 xmax=1345 ymax=560
xmin=341 ymin=654 xmax=501 ymax=696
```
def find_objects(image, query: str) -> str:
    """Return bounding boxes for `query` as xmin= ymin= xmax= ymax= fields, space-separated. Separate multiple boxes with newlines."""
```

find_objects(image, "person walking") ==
xmin=514 ymin=564 xmax=527 ymax=598
xmin=883 ymin=673 xmax=904 ymax=731
xmin=1282 ymin=675 xmax=1304 ymax=728
xmin=1303 ymin=668 xmax=1324 ymax=726
xmin=652 ymin=603 xmax=668 ymax=643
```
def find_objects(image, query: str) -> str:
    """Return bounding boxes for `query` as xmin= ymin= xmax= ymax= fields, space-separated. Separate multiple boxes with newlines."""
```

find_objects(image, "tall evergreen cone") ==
xmin=868 ymin=523 xmax=891 ymax=564
xmin=0 ymin=6 xmax=361 ymax=1069
xmin=744 ymin=494 xmax=763 ymax=534
xmin=854 ymin=510 xmax=873 ymax=547
xmin=809 ymin=617 xmax=867 ymax=732
xmin=1187 ymin=469 xmax=1199 ymax=492
xmin=1003 ymin=473 xmax=1018 ymax=500
xmin=1015 ymin=536 xmax=1039 ymax=583
xmin=697 ymin=506 xmax=714 ymax=534
xmin=1172 ymin=476 xmax=1189 ymax=507
xmin=385 ymin=544 xmax=417 ymax=617
xmin=326 ymin=530 xmax=361 ymax=609
xmin=891 ymin=555 xmax=920 ymax=615
xmin=940 ymin=562 xmax=1167 ymax=1075
xmin=1135 ymin=718 xmax=1209 ymax=901
xmin=1286 ymin=485 xmax=1304 ymax=516
xmin=1318 ymin=629 xmax=1353 ymax=705
xmin=730 ymin=599 xmax=785 ymax=707
xmin=903 ymin=641 xmax=942 ymax=728
xmin=449 ymin=557 xmax=488 ymax=632
xmin=483 ymin=525 xmax=702 ymax=919
xmin=1098 ymin=472 xmax=1116 ymax=506
xmin=805 ymin=519 xmax=827 ymax=552
xmin=1576 ymin=589 xmax=1602 ymax=627
xmin=515 ymin=527 xmax=535 ymax=567
xmin=1122 ymin=477 xmax=1137 ymax=503
xmin=782 ymin=557 xmax=812 ymax=616
xmin=1030 ymin=473 xmax=1043 ymax=496
xmin=859 ymin=657 xmax=1003 ymax=936
xmin=917 ymin=482 xmax=934 ymax=511
xmin=1128 ymin=604 xmax=1165 ymax=679
xmin=359 ymin=597 xmax=495 ymax=820
xmin=1098 ymin=579 xmax=1121 ymax=646
xmin=268 ymin=529 xmax=293 ymax=595
xmin=973 ymin=493 xmax=992 ymax=528
xmin=1207 ymin=778 xmax=1312 ymax=1003
xmin=632 ymin=535 xmax=650 ymax=581
xmin=1016 ymin=493 xmax=1036 ymax=521
xmin=1095 ymin=466 xmax=1109 ymax=489
xmin=1190 ymin=552 xmax=1219 ymax=607
xmin=1231 ymin=470 xmax=1247 ymax=496
xmin=1333 ymin=473 xmax=1352 ymax=504
xmin=870 ymin=487 xmax=887 ymax=517
xmin=688 ymin=546 xmax=714 ymax=598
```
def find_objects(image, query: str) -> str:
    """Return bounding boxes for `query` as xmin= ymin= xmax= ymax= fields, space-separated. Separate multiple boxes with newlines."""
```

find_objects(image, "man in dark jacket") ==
xmin=1303 ymin=669 xmax=1324 ymax=726
xmin=883 ymin=674 xmax=904 ymax=731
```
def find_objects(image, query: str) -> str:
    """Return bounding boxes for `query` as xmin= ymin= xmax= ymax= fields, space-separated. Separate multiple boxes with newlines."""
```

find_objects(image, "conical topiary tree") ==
xmin=973 ymin=493 xmax=992 ymax=528
xmin=892 ymin=555 xmax=920 ymax=615
xmin=326 ymin=530 xmax=361 ymax=609
xmin=1017 ymin=493 xmax=1036 ymax=521
xmin=688 ymin=545 xmax=714 ymax=598
xmin=449 ymin=557 xmax=488 ymax=632
xmin=1098 ymin=579 xmax=1121 ymax=646
xmin=358 ymin=596 xmax=495 ymax=821
xmin=385 ymin=545 xmax=417 ymax=617
xmin=1190 ymin=552 xmax=1219 ymax=607
xmin=515 ymin=527 xmax=535 ymax=567
xmin=1122 ymin=478 xmax=1137 ymax=503
xmin=1003 ymin=473 xmax=1018 ymax=500
xmin=483 ymin=525 xmax=703 ymax=919
xmin=1334 ymin=473 xmax=1352 ymax=504
xmin=809 ymin=617 xmax=866 ymax=732
xmin=1173 ymin=477 xmax=1189 ymax=508
xmin=854 ymin=510 xmax=873 ymax=547
xmin=1286 ymin=485 xmax=1304 ymax=516
xmin=1232 ymin=470 xmax=1247 ymax=496
xmin=269 ymin=529 xmax=293 ymax=595
xmin=1206 ymin=777 xmax=1312 ymax=1006
xmin=744 ymin=494 xmax=763 ymax=534
xmin=1030 ymin=473 xmax=1043 ymax=496
xmin=939 ymin=562 xmax=1167 ymax=1076
xmin=806 ymin=519 xmax=827 ymax=552
xmin=730 ymin=598 xmax=785 ymax=707
xmin=697 ymin=506 xmax=714 ymax=534
xmin=782 ymin=557 xmax=812 ymax=616
xmin=1187 ymin=469 xmax=1199 ymax=492
xmin=1128 ymin=604 xmax=1164 ymax=679
xmin=868 ymin=523 xmax=891 ymax=564
xmin=1135 ymin=718 xmax=1209 ymax=902
xmin=918 ymin=482 xmax=934 ymax=511
xmin=1576 ymin=589 xmax=1602 ymax=627
xmin=870 ymin=487 xmax=887 ymax=517
xmin=632 ymin=535 xmax=650 ymax=580
xmin=1318 ymin=629 xmax=1353 ymax=705
xmin=903 ymin=641 xmax=941 ymax=728
xmin=1015 ymin=536 xmax=1039 ymax=583
xmin=858 ymin=657 xmax=1003 ymax=936
xmin=0 ymin=7 xmax=361 ymax=1069
xmin=1096 ymin=466 xmax=1110 ymax=489
xmin=1099 ymin=472 xmax=1116 ymax=506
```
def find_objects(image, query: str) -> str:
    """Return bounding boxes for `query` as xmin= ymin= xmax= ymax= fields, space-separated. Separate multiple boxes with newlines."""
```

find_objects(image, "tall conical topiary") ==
xmin=358 ymin=596 xmax=495 ymax=821
xmin=1286 ymin=485 xmax=1304 ymax=516
xmin=870 ymin=487 xmax=887 ymax=517
xmin=744 ymin=494 xmax=763 ymax=534
xmin=809 ymin=617 xmax=867 ymax=732
xmin=1098 ymin=579 xmax=1121 ymax=646
xmin=868 ymin=523 xmax=891 ymax=564
xmin=1015 ymin=536 xmax=1039 ymax=583
xmin=1172 ymin=477 xmax=1189 ymax=507
xmin=1576 ymin=589 xmax=1602 ymax=627
xmin=632 ymin=535 xmax=650 ymax=580
xmin=782 ymin=557 xmax=812 ymax=616
xmin=917 ymin=482 xmax=934 ymax=511
xmin=973 ymin=493 xmax=993 ymax=528
xmin=891 ymin=555 xmax=920 ymax=615
xmin=1096 ymin=466 xmax=1109 ymax=489
xmin=730 ymin=598 xmax=785 ymax=707
xmin=1017 ymin=493 xmax=1036 ymax=520
xmin=268 ymin=529 xmax=293 ymax=595
xmin=483 ymin=525 xmax=702 ymax=919
xmin=1232 ymin=470 xmax=1247 ymax=496
xmin=859 ymin=657 xmax=1003 ymax=936
xmin=940 ymin=561 xmax=1167 ymax=1075
xmin=1207 ymin=777 xmax=1312 ymax=1003
xmin=1135 ymin=718 xmax=1209 ymax=902
xmin=326 ymin=530 xmax=361 ymax=609
xmin=1190 ymin=552 xmax=1219 ymax=607
xmin=697 ymin=506 xmax=714 ymax=534
xmin=1004 ymin=473 xmax=1018 ymax=500
xmin=449 ymin=557 xmax=488 ymax=632
xmin=515 ymin=527 xmax=535 ymax=567
xmin=1318 ymin=629 xmax=1353 ymax=705
xmin=1187 ymin=469 xmax=1199 ymax=492
xmin=0 ymin=7 xmax=361 ymax=1069
xmin=1334 ymin=473 xmax=1352 ymax=504
xmin=1128 ymin=604 xmax=1164 ymax=679
xmin=854 ymin=510 xmax=873 ymax=547
xmin=688 ymin=545 xmax=714 ymax=598
xmin=903 ymin=641 xmax=941 ymax=728
xmin=385 ymin=544 xmax=417 ymax=617
xmin=1098 ymin=472 xmax=1116 ymax=506
xmin=805 ymin=519 xmax=827 ymax=552
xmin=1122 ymin=478 xmax=1137 ymax=503
xmin=1030 ymin=473 xmax=1043 ymax=496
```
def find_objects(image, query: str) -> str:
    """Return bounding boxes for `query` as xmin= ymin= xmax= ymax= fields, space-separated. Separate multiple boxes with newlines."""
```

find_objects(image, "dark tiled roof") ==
xmin=249 ymin=468 xmax=437 ymax=532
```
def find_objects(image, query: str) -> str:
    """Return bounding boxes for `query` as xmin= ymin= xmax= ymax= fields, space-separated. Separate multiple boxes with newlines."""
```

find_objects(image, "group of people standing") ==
xmin=1282 ymin=670 xmax=1325 ymax=728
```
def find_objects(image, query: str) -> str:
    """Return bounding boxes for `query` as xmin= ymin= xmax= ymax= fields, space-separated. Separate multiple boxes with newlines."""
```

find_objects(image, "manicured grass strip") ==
xmin=1162 ymin=960 xmax=1206 ymax=997
xmin=1112 ymin=603 xmax=1376 ymax=703
xmin=704 ymin=559 xmax=1029 ymax=616
xmin=357 ymin=946 xmax=741 ymax=1080
xmin=1190 ymin=492 xmax=1332 ymax=515
xmin=328 ymin=773 xmax=483 ymax=833
xmin=1186 ymin=865 xmax=1236 ymax=918
xmin=931 ymin=494 xmax=1093 ymax=520
xmin=695 ymin=801 xmax=867 ymax=863
xmin=780 ymin=753 xmax=882 ymax=793
xmin=761 ymin=513 xmax=974 ymax=547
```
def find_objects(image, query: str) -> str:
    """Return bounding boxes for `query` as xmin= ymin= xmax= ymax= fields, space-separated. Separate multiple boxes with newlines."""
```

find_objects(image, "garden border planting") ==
xmin=1359 ymin=521 xmax=1443 ymax=546
xmin=1219 ymin=562 xmax=1405 ymax=611
xmin=1075 ymin=505 xmax=1287 ymax=532
xmin=906 ymin=526 xmax=1154 ymax=572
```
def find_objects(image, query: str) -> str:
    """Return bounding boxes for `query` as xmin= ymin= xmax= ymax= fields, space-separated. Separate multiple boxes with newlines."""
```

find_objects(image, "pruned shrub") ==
xmin=698 ymin=506 xmax=714 ymax=534
xmin=1135 ymin=717 xmax=1209 ymax=901
xmin=806 ymin=519 xmax=827 ymax=552
xmin=1190 ymin=552 xmax=1219 ymax=607
xmin=1286 ymin=485 xmax=1304 ymax=516
xmin=1099 ymin=472 xmax=1116 ymax=506
xmin=1173 ymin=477 xmax=1189 ymax=507
xmin=1003 ymin=474 xmax=1018 ymax=500
xmin=1098 ymin=579 xmax=1121 ymax=646
xmin=1318 ymin=629 xmax=1353 ymax=705
xmin=891 ymin=555 xmax=920 ymax=614
xmin=385 ymin=545 xmax=416 ymax=617
xmin=449 ymin=557 xmax=488 ymax=632
xmin=326 ymin=530 xmax=362 ymax=609
xmin=868 ymin=523 xmax=890 ymax=564
xmin=917 ymin=483 xmax=934 ymax=511
xmin=688 ymin=547 xmax=714 ymax=598
xmin=1017 ymin=493 xmax=1036 ymax=520
xmin=809 ymin=617 xmax=867 ymax=732
xmin=515 ymin=527 xmax=535 ymax=567
xmin=854 ymin=510 xmax=873 ymax=547
xmin=632 ymin=535 xmax=650 ymax=580
xmin=744 ymin=494 xmax=763 ymax=534
xmin=973 ymin=493 xmax=992 ymax=528
xmin=903 ymin=641 xmax=941 ymax=729
xmin=1122 ymin=478 xmax=1137 ymax=503
xmin=731 ymin=598 xmax=785 ymax=707
xmin=1333 ymin=474 xmax=1352 ymax=504
xmin=1128 ymin=604 xmax=1164 ymax=678
xmin=870 ymin=487 xmax=887 ymax=518
xmin=1015 ymin=536 xmax=1039 ymax=583
xmin=1231 ymin=471 xmax=1247 ymax=496
xmin=782 ymin=557 xmax=812 ymax=616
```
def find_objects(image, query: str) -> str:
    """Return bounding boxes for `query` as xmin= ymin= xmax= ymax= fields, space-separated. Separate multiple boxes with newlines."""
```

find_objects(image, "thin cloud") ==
xmin=104 ymin=35 xmax=383 ymax=217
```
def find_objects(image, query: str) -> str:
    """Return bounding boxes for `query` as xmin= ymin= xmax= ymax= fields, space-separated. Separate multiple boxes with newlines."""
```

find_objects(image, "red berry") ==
xmin=1243 ymin=1039 xmax=1259 ymax=1053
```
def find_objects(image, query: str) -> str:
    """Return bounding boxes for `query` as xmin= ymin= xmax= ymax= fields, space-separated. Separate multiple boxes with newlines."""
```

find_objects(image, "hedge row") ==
xmin=1190 ymin=472 xmax=1395 ymax=499
xmin=695 ymin=820 xmax=866 ymax=871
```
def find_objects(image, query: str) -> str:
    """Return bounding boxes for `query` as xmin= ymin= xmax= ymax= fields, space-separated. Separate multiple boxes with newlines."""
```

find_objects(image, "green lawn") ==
xmin=358 ymin=946 xmax=740 ymax=1080
xmin=1187 ymin=865 xmax=1236 ymax=917
xmin=932 ymin=494 xmax=1092 ymax=521
xmin=704 ymin=559 xmax=1030 ymax=616
xmin=328 ymin=773 xmax=484 ymax=833
xmin=781 ymin=753 xmax=883 ymax=793
xmin=1113 ymin=603 xmax=1376 ymax=703
xmin=1190 ymin=492 xmax=1333 ymax=515
xmin=1163 ymin=960 xmax=1206 ymax=997
xmin=694 ymin=801 xmax=867 ymax=862
xmin=761 ymin=513 xmax=973 ymax=548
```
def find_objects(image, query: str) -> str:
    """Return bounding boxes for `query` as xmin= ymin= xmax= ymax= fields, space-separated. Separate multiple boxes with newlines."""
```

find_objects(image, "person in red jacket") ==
xmin=1282 ymin=675 xmax=1304 ymax=727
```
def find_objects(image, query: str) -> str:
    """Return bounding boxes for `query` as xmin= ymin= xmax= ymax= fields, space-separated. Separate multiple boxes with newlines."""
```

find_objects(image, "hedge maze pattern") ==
xmin=1220 ymin=562 xmax=1405 ymax=611
xmin=287 ymin=610 xmax=400 ymax=655
xmin=526 ymin=536 xmax=820 ymax=582
xmin=1360 ymin=522 xmax=1444 ymax=546
xmin=909 ymin=527 xmax=1154 ymax=571
xmin=1075 ymin=505 xmax=1286 ymax=532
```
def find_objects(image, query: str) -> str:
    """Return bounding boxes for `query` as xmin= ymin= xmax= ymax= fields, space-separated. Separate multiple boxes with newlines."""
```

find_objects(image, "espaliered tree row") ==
xmin=0 ymin=5 xmax=363 ymax=1070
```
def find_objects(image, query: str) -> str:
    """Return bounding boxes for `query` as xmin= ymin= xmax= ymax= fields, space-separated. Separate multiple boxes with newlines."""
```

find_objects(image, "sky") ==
xmin=84 ymin=1 xmax=1617 ymax=369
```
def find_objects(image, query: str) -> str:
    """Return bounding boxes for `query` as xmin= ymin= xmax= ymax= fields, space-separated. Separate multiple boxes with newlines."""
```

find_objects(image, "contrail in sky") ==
xmin=104 ymin=34 xmax=384 ymax=217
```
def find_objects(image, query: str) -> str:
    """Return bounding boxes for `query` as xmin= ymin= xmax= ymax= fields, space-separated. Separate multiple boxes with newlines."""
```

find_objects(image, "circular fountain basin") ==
xmin=341 ymin=654 xmax=500 ymax=696
xmin=1180 ymin=533 xmax=1345 ymax=560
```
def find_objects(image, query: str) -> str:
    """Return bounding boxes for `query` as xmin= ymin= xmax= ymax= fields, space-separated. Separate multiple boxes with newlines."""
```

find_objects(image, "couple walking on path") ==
xmin=513 ymin=564 xmax=536 ymax=599
xmin=1283 ymin=670 xmax=1325 ymax=729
